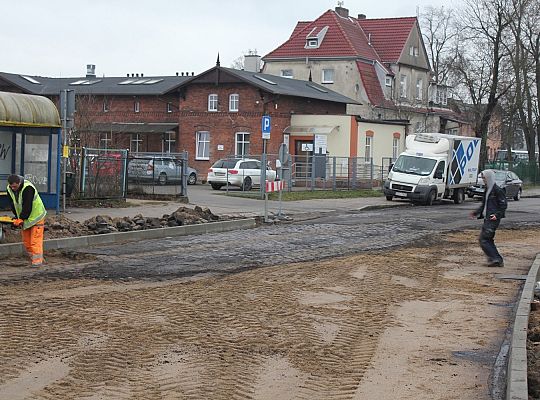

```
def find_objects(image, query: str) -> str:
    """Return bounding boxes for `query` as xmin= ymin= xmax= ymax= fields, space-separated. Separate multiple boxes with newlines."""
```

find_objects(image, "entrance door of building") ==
xmin=294 ymin=140 xmax=313 ymax=179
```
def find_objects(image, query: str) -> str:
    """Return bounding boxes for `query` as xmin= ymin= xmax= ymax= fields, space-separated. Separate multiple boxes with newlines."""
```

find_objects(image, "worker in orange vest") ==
xmin=6 ymin=175 xmax=47 ymax=266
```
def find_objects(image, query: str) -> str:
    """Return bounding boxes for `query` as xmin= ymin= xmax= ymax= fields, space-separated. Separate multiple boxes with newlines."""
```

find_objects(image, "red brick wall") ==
xmin=178 ymin=83 xmax=347 ymax=174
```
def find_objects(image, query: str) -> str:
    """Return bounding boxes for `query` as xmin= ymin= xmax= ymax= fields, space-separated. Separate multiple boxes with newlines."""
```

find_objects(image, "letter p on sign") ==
xmin=262 ymin=116 xmax=271 ymax=139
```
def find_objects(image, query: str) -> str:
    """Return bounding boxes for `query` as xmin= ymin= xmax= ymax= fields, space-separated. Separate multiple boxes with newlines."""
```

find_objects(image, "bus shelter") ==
xmin=0 ymin=91 xmax=62 ymax=211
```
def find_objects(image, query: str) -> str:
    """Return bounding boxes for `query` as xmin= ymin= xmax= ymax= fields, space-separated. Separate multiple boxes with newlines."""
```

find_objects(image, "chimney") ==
xmin=126 ymin=73 xmax=129 ymax=77
xmin=141 ymin=73 xmax=144 ymax=77
xmin=335 ymin=6 xmax=349 ymax=18
xmin=191 ymin=72 xmax=195 ymax=76
xmin=136 ymin=73 xmax=139 ymax=77
xmin=86 ymin=64 xmax=96 ymax=78
xmin=358 ymin=13 xmax=367 ymax=19
xmin=244 ymin=54 xmax=262 ymax=72
xmin=176 ymin=72 xmax=179 ymax=76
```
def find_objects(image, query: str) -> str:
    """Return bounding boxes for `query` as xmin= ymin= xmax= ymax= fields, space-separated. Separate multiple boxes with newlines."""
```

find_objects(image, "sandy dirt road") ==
xmin=0 ymin=227 xmax=538 ymax=399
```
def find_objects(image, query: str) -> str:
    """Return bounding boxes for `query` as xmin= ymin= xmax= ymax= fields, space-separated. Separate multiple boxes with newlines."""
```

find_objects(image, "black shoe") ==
xmin=488 ymin=261 xmax=504 ymax=268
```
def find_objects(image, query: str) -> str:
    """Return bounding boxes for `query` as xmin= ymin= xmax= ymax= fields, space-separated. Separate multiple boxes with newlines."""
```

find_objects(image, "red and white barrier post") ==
xmin=264 ymin=180 xmax=285 ymax=222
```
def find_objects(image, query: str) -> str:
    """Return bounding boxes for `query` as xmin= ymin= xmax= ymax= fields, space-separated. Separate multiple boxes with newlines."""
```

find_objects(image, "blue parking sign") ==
xmin=262 ymin=115 xmax=271 ymax=139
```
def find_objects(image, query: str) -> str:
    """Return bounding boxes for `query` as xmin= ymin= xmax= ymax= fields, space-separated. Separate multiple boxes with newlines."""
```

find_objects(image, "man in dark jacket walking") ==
xmin=470 ymin=169 xmax=507 ymax=267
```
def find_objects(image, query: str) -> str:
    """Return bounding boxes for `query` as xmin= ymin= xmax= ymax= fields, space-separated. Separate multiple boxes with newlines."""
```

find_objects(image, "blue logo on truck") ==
xmin=450 ymin=139 xmax=479 ymax=184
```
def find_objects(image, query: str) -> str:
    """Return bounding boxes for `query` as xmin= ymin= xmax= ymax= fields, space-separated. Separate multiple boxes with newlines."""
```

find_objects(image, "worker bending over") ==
xmin=6 ymin=175 xmax=47 ymax=266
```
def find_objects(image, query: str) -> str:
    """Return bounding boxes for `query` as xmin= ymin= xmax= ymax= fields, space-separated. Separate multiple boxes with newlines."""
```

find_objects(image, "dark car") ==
xmin=467 ymin=170 xmax=523 ymax=201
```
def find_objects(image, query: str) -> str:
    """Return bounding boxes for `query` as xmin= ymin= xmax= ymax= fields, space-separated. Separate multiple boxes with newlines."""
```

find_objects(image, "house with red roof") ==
xmin=262 ymin=6 xmax=469 ymax=160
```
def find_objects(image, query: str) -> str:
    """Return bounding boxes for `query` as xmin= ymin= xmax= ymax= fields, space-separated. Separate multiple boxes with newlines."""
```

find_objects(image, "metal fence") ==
xmin=79 ymin=148 xmax=128 ymax=199
xmin=486 ymin=160 xmax=540 ymax=184
xmin=71 ymin=149 xmax=190 ymax=200
xmin=126 ymin=152 xmax=189 ymax=197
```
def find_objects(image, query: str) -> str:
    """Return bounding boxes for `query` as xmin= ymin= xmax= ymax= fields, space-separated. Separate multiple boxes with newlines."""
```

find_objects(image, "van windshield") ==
xmin=392 ymin=155 xmax=437 ymax=176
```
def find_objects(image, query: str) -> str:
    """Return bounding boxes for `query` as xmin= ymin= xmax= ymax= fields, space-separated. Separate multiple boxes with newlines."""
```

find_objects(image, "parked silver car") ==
xmin=128 ymin=157 xmax=197 ymax=185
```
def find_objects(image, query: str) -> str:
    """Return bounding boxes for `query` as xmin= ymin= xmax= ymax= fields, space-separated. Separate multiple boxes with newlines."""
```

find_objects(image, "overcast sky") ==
xmin=3 ymin=0 xmax=457 ymax=78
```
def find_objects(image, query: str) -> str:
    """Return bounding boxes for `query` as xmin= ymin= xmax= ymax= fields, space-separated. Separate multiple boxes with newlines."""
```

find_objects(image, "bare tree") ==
xmin=450 ymin=0 xmax=514 ymax=168
xmin=420 ymin=6 xmax=458 ymax=85
xmin=230 ymin=49 xmax=258 ymax=70
xmin=505 ymin=0 xmax=539 ymax=167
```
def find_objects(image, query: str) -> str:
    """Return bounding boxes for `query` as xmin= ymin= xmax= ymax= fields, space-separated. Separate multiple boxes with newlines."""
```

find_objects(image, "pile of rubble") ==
xmin=1 ymin=206 xmax=221 ymax=243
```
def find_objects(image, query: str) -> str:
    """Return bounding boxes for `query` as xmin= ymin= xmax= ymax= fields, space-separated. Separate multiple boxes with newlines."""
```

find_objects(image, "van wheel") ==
xmin=386 ymin=195 xmax=393 ymax=201
xmin=425 ymin=189 xmax=436 ymax=206
xmin=158 ymin=173 xmax=167 ymax=186
xmin=241 ymin=177 xmax=253 ymax=191
xmin=514 ymin=189 xmax=521 ymax=201
xmin=188 ymin=173 xmax=197 ymax=185
xmin=453 ymin=188 xmax=465 ymax=204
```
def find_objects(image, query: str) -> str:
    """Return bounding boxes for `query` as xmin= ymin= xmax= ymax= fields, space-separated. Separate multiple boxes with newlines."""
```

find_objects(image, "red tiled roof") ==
xmin=357 ymin=17 xmax=417 ymax=63
xmin=356 ymin=61 xmax=393 ymax=107
xmin=264 ymin=10 xmax=379 ymax=61
xmin=290 ymin=21 xmax=310 ymax=39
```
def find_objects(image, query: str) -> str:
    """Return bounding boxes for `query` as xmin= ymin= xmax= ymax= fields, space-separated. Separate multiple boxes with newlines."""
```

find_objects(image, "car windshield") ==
xmin=392 ymin=155 xmax=437 ymax=176
xmin=212 ymin=159 xmax=239 ymax=169
xmin=494 ymin=171 xmax=507 ymax=181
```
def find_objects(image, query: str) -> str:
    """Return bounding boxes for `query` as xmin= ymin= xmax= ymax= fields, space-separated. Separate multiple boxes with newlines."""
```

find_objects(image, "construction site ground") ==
xmin=0 ymin=223 xmax=539 ymax=399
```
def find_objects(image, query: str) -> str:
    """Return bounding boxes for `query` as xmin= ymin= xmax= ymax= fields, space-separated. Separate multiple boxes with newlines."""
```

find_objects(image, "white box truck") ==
xmin=383 ymin=133 xmax=481 ymax=205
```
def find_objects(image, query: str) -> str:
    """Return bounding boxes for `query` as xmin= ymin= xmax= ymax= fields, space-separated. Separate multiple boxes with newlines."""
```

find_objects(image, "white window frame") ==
xmin=281 ymin=69 xmax=293 ymax=79
xmin=416 ymin=79 xmax=423 ymax=100
xmin=103 ymin=99 xmax=110 ymax=112
xmin=130 ymin=133 xmax=142 ymax=153
xmin=196 ymin=131 xmax=210 ymax=160
xmin=365 ymin=136 xmax=372 ymax=161
xmin=167 ymin=102 xmax=173 ymax=113
xmin=229 ymin=94 xmax=239 ymax=112
xmin=392 ymin=137 xmax=399 ymax=160
xmin=208 ymin=94 xmax=218 ymax=112
xmin=162 ymin=131 xmax=176 ymax=153
xmin=400 ymin=75 xmax=407 ymax=98
xmin=235 ymin=132 xmax=250 ymax=157
xmin=385 ymin=76 xmax=392 ymax=87
xmin=322 ymin=69 xmax=334 ymax=84
xmin=307 ymin=39 xmax=318 ymax=48
xmin=134 ymin=101 xmax=140 ymax=113
xmin=99 ymin=132 xmax=112 ymax=150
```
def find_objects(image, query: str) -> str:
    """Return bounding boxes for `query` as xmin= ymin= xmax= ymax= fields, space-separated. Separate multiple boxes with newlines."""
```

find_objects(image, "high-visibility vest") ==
xmin=7 ymin=179 xmax=47 ymax=230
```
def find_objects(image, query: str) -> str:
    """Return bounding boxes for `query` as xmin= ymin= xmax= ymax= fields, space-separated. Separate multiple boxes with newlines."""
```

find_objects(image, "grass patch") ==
xmin=223 ymin=189 xmax=384 ymax=201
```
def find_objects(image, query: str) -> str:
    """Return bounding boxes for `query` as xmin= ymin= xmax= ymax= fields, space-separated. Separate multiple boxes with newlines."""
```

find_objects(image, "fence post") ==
xmin=352 ymin=158 xmax=358 ymax=190
xmin=332 ymin=156 xmax=337 ymax=191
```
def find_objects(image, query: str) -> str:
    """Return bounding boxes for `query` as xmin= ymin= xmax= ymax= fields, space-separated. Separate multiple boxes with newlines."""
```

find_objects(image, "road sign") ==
xmin=262 ymin=116 xmax=271 ymax=139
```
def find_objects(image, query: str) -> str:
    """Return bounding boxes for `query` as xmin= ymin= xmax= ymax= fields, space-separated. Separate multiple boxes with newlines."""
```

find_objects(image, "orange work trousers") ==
xmin=21 ymin=219 xmax=45 ymax=266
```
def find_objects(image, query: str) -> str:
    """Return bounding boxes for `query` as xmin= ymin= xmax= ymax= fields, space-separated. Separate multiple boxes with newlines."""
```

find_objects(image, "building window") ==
xmin=416 ymin=79 xmax=423 ymax=100
xmin=163 ymin=131 xmax=176 ymax=153
xmin=385 ymin=76 xmax=392 ymax=87
xmin=322 ymin=69 xmax=334 ymax=83
xmin=400 ymin=75 xmax=407 ymax=98
xmin=365 ymin=136 xmax=372 ymax=161
xmin=167 ymin=102 xmax=173 ymax=113
xmin=235 ymin=132 xmax=250 ymax=156
xmin=306 ymin=39 xmax=318 ymax=48
xmin=281 ymin=69 xmax=293 ymax=78
xmin=435 ymin=86 xmax=448 ymax=105
xmin=134 ymin=101 xmax=140 ymax=113
xmin=393 ymin=137 xmax=399 ymax=160
xmin=208 ymin=94 xmax=218 ymax=112
xmin=229 ymin=94 xmax=239 ymax=112
xmin=409 ymin=46 xmax=419 ymax=57
xmin=196 ymin=131 xmax=210 ymax=160
xmin=103 ymin=99 xmax=110 ymax=112
xmin=99 ymin=132 xmax=112 ymax=150
xmin=130 ymin=134 xmax=142 ymax=153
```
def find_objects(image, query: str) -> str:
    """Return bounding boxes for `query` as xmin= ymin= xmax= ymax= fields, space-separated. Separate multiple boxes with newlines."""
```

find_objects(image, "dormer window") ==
xmin=385 ymin=76 xmax=392 ymax=87
xmin=304 ymin=26 xmax=329 ymax=49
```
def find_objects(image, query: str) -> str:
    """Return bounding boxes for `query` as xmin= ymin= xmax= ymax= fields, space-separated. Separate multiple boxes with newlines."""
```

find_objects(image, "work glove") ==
xmin=12 ymin=219 xmax=24 ymax=227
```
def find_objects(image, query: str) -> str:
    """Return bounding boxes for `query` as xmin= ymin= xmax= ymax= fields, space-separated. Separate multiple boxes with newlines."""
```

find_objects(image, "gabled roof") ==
xmin=176 ymin=66 xmax=359 ymax=105
xmin=357 ymin=17 xmax=417 ymax=63
xmin=264 ymin=10 xmax=379 ymax=61
xmin=0 ymin=72 xmax=190 ymax=96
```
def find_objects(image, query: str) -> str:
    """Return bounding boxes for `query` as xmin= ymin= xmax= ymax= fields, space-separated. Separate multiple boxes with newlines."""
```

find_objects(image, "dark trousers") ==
xmin=479 ymin=219 xmax=503 ymax=264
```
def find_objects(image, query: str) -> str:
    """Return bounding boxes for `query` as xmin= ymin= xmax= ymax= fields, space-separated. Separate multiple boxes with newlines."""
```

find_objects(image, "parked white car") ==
xmin=207 ymin=158 xmax=276 ymax=191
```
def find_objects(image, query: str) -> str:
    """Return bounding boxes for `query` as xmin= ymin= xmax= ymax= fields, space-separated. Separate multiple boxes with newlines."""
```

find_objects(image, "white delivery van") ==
xmin=383 ymin=133 xmax=481 ymax=205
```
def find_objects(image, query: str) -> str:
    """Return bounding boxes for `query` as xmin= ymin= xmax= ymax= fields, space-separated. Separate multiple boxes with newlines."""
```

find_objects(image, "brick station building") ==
xmin=0 ymin=63 xmax=357 ymax=176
